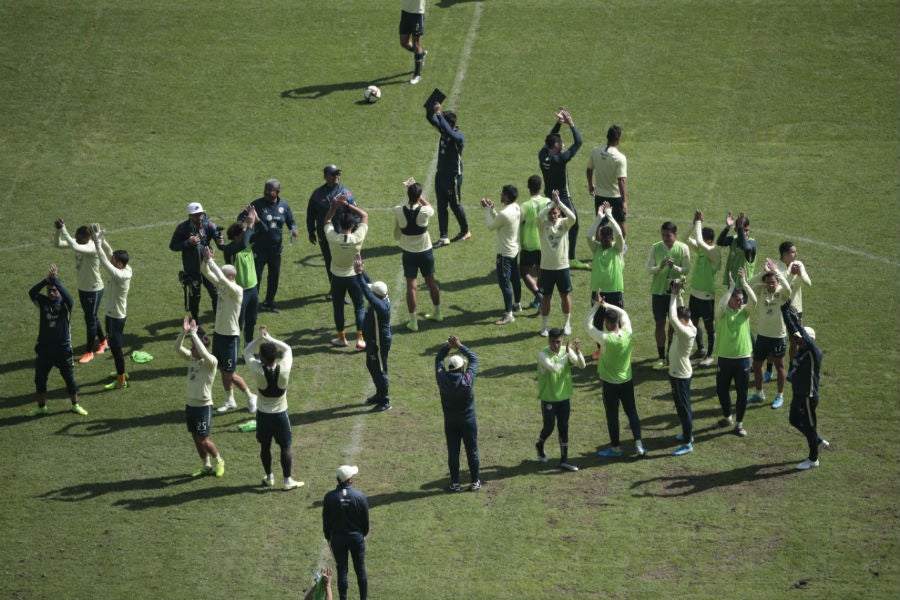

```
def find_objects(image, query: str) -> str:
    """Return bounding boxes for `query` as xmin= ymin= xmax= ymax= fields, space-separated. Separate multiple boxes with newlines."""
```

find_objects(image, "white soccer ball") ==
xmin=364 ymin=85 xmax=381 ymax=103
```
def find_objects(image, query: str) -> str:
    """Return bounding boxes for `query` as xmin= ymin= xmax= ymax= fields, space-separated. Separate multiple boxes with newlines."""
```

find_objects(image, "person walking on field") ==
xmin=399 ymin=0 xmax=428 ymax=85
xmin=435 ymin=335 xmax=481 ymax=492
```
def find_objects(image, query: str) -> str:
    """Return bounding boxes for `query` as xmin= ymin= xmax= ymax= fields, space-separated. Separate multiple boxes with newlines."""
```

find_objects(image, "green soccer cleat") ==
xmin=214 ymin=459 xmax=225 ymax=477
xmin=27 ymin=405 xmax=49 ymax=417
xmin=71 ymin=404 xmax=88 ymax=416
xmin=192 ymin=465 xmax=214 ymax=477
xmin=104 ymin=380 xmax=128 ymax=390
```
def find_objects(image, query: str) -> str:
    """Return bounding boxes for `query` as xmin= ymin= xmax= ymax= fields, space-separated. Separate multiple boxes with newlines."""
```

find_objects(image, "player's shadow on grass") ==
xmin=289 ymin=403 xmax=372 ymax=426
xmin=629 ymin=460 xmax=799 ymax=497
xmin=440 ymin=271 xmax=495 ymax=292
xmin=53 ymin=410 xmax=183 ymax=437
xmin=281 ymin=73 xmax=410 ymax=100
xmin=40 ymin=473 xmax=198 ymax=502
xmin=112 ymin=483 xmax=262 ymax=511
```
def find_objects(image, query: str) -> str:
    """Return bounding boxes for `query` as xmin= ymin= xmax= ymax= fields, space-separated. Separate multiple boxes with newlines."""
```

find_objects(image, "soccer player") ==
xmin=747 ymin=259 xmax=793 ymax=409
xmin=482 ymin=184 xmax=522 ymax=325
xmin=426 ymin=101 xmax=469 ymax=247
xmin=355 ymin=256 xmax=392 ymax=412
xmin=307 ymin=165 xmax=358 ymax=302
xmin=647 ymin=221 xmax=691 ymax=370
xmin=585 ymin=299 xmax=645 ymax=458
xmin=782 ymin=305 xmax=827 ymax=470
xmin=223 ymin=206 xmax=259 ymax=348
xmin=92 ymin=226 xmax=132 ymax=391
xmin=324 ymin=197 xmax=369 ymax=349
xmin=714 ymin=269 xmax=757 ymax=437
xmin=537 ymin=190 xmax=577 ymax=337
xmin=393 ymin=180 xmax=441 ymax=331
xmin=435 ymin=335 xmax=481 ymax=491
xmin=54 ymin=219 xmax=110 ymax=363
xmin=777 ymin=241 xmax=813 ymax=375
xmin=586 ymin=125 xmax=628 ymax=238
xmin=200 ymin=248 xmax=257 ymax=415
xmin=519 ymin=175 xmax=550 ymax=309
xmin=243 ymin=326 xmax=303 ymax=490
xmin=535 ymin=328 xmax=585 ymax=471
xmin=27 ymin=265 xmax=88 ymax=416
xmin=323 ymin=465 xmax=369 ymax=600
xmin=399 ymin=0 xmax=427 ymax=85
xmin=238 ymin=179 xmax=298 ymax=314
xmin=539 ymin=108 xmax=585 ymax=268
xmin=686 ymin=210 xmax=721 ymax=367
xmin=585 ymin=201 xmax=625 ymax=360
xmin=666 ymin=282 xmax=697 ymax=456
xmin=169 ymin=202 xmax=224 ymax=330
xmin=717 ymin=211 xmax=757 ymax=299
xmin=175 ymin=316 xmax=224 ymax=477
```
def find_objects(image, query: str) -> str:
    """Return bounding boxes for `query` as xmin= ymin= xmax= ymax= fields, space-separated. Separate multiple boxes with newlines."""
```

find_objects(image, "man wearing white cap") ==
xmin=355 ymin=256 xmax=392 ymax=412
xmin=323 ymin=465 xmax=369 ymax=600
xmin=435 ymin=335 xmax=481 ymax=492
xmin=169 ymin=202 xmax=224 ymax=329
xmin=782 ymin=305 xmax=827 ymax=470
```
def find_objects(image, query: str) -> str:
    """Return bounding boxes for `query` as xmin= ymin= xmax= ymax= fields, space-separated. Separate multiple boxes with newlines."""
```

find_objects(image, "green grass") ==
xmin=1 ymin=1 xmax=898 ymax=598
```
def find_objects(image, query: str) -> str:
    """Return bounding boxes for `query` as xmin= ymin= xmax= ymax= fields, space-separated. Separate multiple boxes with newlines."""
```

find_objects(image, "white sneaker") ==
xmin=283 ymin=477 xmax=305 ymax=490
xmin=699 ymin=355 xmax=715 ymax=367
xmin=261 ymin=474 xmax=275 ymax=487
xmin=495 ymin=313 xmax=515 ymax=325
xmin=563 ymin=324 xmax=572 ymax=335
xmin=409 ymin=75 xmax=421 ymax=85
xmin=796 ymin=459 xmax=819 ymax=470
xmin=635 ymin=442 xmax=647 ymax=457
xmin=247 ymin=394 xmax=258 ymax=415
xmin=356 ymin=340 xmax=367 ymax=350
xmin=217 ymin=400 xmax=238 ymax=413
xmin=819 ymin=439 xmax=830 ymax=451
xmin=559 ymin=462 xmax=579 ymax=472
xmin=539 ymin=327 xmax=549 ymax=337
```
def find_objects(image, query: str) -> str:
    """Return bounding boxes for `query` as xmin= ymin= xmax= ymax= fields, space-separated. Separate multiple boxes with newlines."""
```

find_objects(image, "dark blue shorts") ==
xmin=185 ymin=404 xmax=213 ymax=437
xmin=688 ymin=295 xmax=715 ymax=320
xmin=753 ymin=334 xmax=786 ymax=361
xmin=399 ymin=10 xmax=424 ymax=36
xmin=538 ymin=268 xmax=572 ymax=296
xmin=402 ymin=249 xmax=435 ymax=280
xmin=212 ymin=333 xmax=240 ymax=373
xmin=519 ymin=249 xmax=541 ymax=270
xmin=256 ymin=410 xmax=292 ymax=448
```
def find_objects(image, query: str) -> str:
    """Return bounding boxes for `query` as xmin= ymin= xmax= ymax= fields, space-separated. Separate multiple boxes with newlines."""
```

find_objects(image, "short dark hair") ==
xmin=444 ymin=111 xmax=457 ymax=128
xmin=607 ymin=125 xmax=622 ymax=144
xmin=75 ymin=225 xmax=91 ymax=239
xmin=407 ymin=182 xmax=423 ymax=204
xmin=527 ymin=175 xmax=542 ymax=194
xmin=338 ymin=210 xmax=355 ymax=231
xmin=113 ymin=250 xmax=129 ymax=266
xmin=227 ymin=222 xmax=244 ymax=240
xmin=600 ymin=226 xmax=613 ymax=239
xmin=545 ymin=133 xmax=562 ymax=148
xmin=547 ymin=327 xmax=564 ymax=340
xmin=702 ymin=226 xmax=715 ymax=242
xmin=260 ymin=342 xmax=278 ymax=365
xmin=603 ymin=309 xmax=620 ymax=324
xmin=762 ymin=271 xmax=776 ymax=281
xmin=779 ymin=241 xmax=795 ymax=256
xmin=501 ymin=184 xmax=518 ymax=203
xmin=661 ymin=221 xmax=678 ymax=234
xmin=676 ymin=306 xmax=691 ymax=321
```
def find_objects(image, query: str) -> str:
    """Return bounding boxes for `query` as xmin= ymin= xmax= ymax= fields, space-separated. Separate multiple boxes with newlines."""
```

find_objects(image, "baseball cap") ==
xmin=804 ymin=326 xmax=816 ymax=340
xmin=221 ymin=264 xmax=237 ymax=278
xmin=336 ymin=465 xmax=358 ymax=483
xmin=369 ymin=281 xmax=388 ymax=298
xmin=324 ymin=164 xmax=342 ymax=176
xmin=448 ymin=355 xmax=465 ymax=371
xmin=187 ymin=202 xmax=205 ymax=215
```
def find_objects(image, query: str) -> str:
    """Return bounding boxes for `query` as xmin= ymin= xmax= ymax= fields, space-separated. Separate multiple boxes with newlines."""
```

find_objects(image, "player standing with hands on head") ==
xmin=539 ymin=107 xmax=585 ymax=268
xmin=393 ymin=180 xmax=442 ymax=331
xmin=399 ymin=0 xmax=428 ymax=85
xmin=537 ymin=190 xmax=577 ymax=337
xmin=435 ymin=335 xmax=481 ymax=492
xmin=27 ymin=265 xmax=88 ymax=416
xmin=307 ymin=165 xmax=357 ymax=302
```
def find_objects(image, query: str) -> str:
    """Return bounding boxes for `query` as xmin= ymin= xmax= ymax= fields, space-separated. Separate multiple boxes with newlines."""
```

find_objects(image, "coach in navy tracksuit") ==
xmin=782 ymin=304 xmax=825 ymax=470
xmin=435 ymin=335 xmax=481 ymax=492
xmin=323 ymin=465 xmax=369 ymax=600
xmin=357 ymin=268 xmax=392 ymax=412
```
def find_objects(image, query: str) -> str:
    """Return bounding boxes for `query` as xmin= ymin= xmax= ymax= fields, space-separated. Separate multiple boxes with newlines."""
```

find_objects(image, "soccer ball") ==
xmin=364 ymin=85 xmax=381 ymax=103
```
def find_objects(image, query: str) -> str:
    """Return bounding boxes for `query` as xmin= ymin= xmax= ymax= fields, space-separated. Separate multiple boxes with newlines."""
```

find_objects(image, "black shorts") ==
xmin=519 ymin=249 xmax=541 ymax=270
xmin=185 ymin=404 xmax=213 ymax=437
xmin=688 ymin=295 xmax=715 ymax=321
xmin=594 ymin=196 xmax=626 ymax=223
xmin=402 ymin=249 xmax=435 ymax=280
xmin=212 ymin=333 xmax=240 ymax=373
xmin=256 ymin=410 xmax=292 ymax=448
xmin=753 ymin=335 xmax=787 ymax=362
xmin=538 ymin=268 xmax=572 ymax=296
xmin=651 ymin=294 xmax=669 ymax=322
xmin=399 ymin=10 xmax=425 ymax=36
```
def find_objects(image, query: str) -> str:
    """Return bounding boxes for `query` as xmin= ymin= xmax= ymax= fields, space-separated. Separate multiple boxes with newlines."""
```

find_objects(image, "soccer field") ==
xmin=1 ymin=1 xmax=898 ymax=598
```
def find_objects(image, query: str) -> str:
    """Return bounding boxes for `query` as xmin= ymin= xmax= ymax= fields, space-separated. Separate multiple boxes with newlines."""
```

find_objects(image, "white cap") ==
xmin=221 ymin=264 xmax=237 ymax=278
xmin=187 ymin=202 xmax=205 ymax=215
xmin=804 ymin=326 xmax=816 ymax=340
xmin=369 ymin=281 xmax=388 ymax=298
xmin=336 ymin=465 xmax=359 ymax=483
xmin=448 ymin=355 xmax=465 ymax=371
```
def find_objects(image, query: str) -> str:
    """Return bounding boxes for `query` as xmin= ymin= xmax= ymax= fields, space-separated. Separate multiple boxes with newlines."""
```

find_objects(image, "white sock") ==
xmin=226 ymin=389 xmax=235 ymax=403
xmin=563 ymin=313 xmax=571 ymax=327
xmin=542 ymin=315 xmax=549 ymax=329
